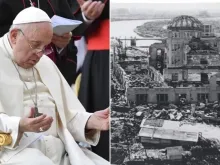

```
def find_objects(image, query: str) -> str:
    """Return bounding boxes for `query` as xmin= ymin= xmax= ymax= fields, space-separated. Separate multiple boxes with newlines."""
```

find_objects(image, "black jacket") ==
xmin=0 ymin=0 xmax=89 ymax=36
xmin=71 ymin=0 xmax=109 ymax=22
xmin=0 ymin=0 xmax=90 ymax=85
xmin=71 ymin=0 xmax=109 ymax=41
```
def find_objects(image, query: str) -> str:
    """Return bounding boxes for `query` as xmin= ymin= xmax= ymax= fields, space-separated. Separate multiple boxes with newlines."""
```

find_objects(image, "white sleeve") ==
xmin=0 ymin=113 xmax=21 ymax=149
xmin=67 ymin=112 xmax=100 ymax=146
xmin=82 ymin=12 xmax=94 ymax=24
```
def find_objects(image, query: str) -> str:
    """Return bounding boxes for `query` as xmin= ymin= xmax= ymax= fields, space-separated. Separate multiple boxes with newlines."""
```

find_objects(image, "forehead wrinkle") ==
xmin=27 ymin=24 xmax=38 ymax=40
xmin=21 ymin=22 xmax=52 ymax=45
xmin=30 ymin=23 xmax=51 ymax=39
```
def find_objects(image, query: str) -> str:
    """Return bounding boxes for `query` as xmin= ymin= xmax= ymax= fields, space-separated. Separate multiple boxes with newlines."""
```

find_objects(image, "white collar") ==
xmin=3 ymin=33 xmax=14 ymax=59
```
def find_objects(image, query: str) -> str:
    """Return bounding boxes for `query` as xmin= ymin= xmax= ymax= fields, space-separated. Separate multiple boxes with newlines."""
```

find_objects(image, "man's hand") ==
xmin=19 ymin=108 xmax=53 ymax=133
xmin=86 ymin=108 xmax=109 ymax=131
xmin=52 ymin=32 xmax=72 ymax=49
xmin=77 ymin=0 xmax=105 ymax=20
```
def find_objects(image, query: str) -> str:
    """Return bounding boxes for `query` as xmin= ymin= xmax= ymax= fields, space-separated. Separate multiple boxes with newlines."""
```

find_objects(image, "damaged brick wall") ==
xmin=127 ymin=85 xmax=220 ymax=104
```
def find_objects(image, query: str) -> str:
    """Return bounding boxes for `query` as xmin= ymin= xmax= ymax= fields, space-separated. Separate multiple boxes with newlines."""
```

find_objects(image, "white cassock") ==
xmin=0 ymin=33 xmax=109 ymax=165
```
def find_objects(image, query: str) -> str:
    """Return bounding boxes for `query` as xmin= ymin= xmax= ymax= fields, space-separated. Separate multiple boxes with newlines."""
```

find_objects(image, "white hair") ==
xmin=9 ymin=23 xmax=39 ymax=37
xmin=9 ymin=24 xmax=30 ymax=32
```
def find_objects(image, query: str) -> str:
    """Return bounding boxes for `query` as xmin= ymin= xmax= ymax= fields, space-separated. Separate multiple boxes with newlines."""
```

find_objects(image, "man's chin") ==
xmin=22 ymin=62 xmax=37 ymax=69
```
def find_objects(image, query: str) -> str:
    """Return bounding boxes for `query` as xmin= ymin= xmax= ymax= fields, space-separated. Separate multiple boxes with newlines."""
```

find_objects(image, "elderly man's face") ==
xmin=10 ymin=22 xmax=53 ymax=68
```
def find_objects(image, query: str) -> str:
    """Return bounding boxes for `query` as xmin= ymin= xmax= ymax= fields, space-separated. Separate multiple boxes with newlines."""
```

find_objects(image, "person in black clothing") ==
xmin=0 ymin=0 xmax=104 ymax=85
xmin=72 ymin=0 xmax=110 ymax=161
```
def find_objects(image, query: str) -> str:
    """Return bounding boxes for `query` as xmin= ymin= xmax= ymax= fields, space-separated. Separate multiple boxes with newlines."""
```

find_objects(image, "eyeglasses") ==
xmin=18 ymin=29 xmax=53 ymax=55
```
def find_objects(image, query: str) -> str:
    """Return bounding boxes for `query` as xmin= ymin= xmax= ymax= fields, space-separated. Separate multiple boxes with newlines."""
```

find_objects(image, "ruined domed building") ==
xmin=112 ymin=15 xmax=220 ymax=105
xmin=164 ymin=15 xmax=220 ymax=85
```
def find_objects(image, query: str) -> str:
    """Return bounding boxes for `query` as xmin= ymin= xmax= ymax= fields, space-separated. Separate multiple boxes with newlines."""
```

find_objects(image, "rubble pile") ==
xmin=128 ymin=74 xmax=164 ymax=88
xmin=111 ymin=107 xmax=144 ymax=164
xmin=111 ymin=101 xmax=220 ymax=164
xmin=111 ymin=70 xmax=127 ymax=104
xmin=182 ymin=138 xmax=220 ymax=165
xmin=140 ymin=102 xmax=220 ymax=124
xmin=121 ymin=137 xmax=220 ymax=164
xmin=111 ymin=80 xmax=125 ymax=101
xmin=111 ymin=141 xmax=127 ymax=164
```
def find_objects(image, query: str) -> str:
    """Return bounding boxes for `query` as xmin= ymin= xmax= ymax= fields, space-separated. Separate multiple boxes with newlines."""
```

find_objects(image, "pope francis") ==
xmin=0 ymin=7 xmax=110 ymax=165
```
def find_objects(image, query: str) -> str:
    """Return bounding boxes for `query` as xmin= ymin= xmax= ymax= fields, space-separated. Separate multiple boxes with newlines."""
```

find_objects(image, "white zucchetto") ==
xmin=13 ymin=7 xmax=51 ymax=25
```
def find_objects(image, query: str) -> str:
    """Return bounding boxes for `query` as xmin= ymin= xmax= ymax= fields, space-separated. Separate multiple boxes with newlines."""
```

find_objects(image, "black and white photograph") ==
xmin=111 ymin=1 xmax=220 ymax=164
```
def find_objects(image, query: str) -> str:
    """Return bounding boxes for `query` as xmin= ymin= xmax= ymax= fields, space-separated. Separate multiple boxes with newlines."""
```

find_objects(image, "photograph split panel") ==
xmin=0 ymin=0 xmax=110 ymax=165
xmin=111 ymin=1 xmax=220 ymax=164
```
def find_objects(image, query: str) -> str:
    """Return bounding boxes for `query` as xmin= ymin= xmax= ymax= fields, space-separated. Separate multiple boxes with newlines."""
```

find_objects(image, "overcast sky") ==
xmin=111 ymin=2 xmax=220 ymax=13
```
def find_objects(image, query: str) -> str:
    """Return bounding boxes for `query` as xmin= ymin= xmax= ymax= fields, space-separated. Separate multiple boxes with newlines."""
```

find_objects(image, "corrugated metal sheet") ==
xmin=143 ymin=119 xmax=164 ymax=127
xmin=138 ymin=127 xmax=199 ymax=142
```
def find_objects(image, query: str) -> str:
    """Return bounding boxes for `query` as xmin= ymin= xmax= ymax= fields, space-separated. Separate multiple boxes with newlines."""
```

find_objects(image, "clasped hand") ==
xmin=77 ymin=0 xmax=105 ymax=20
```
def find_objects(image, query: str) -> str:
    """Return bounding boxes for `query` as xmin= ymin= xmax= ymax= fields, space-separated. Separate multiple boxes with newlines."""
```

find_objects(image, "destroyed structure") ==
xmin=111 ymin=15 xmax=220 ymax=165
xmin=112 ymin=15 xmax=220 ymax=105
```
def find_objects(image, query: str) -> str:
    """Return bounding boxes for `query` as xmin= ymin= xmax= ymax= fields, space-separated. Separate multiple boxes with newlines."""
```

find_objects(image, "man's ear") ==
xmin=9 ymin=29 xmax=20 ymax=44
